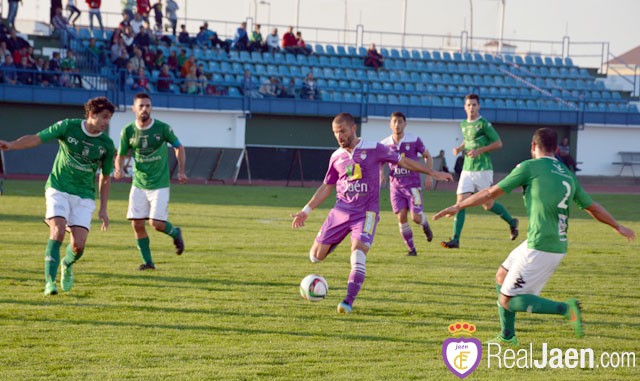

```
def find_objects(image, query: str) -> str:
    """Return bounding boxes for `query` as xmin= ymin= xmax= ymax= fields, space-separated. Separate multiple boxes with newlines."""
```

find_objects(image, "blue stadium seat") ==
xmin=401 ymin=49 xmax=411 ymax=59
xmin=485 ymin=98 xmax=496 ymax=108
xmin=422 ymin=50 xmax=432 ymax=60
xmin=415 ymin=83 xmax=426 ymax=92
xmin=404 ymin=83 xmax=415 ymax=92
xmin=355 ymin=70 xmax=367 ymax=81
xmin=278 ymin=65 xmax=290 ymax=76
xmin=340 ymin=57 xmax=352 ymax=68
xmin=534 ymin=56 xmax=544 ymax=66
xmin=390 ymin=49 xmax=400 ymax=58
xmin=347 ymin=46 xmax=357 ymax=56
xmin=353 ymin=92 xmax=362 ymax=102
xmin=388 ymin=94 xmax=400 ymax=104
xmin=274 ymin=53 xmax=285 ymax=64
xmin=377 ymin=94 xmax=388 ymax=103
xmin=473 ymin=53 xmax=484 ymax=62
xmin=393 ymin=82 xmax=404 ymax=92
xmin=319 ymin=55 xmax=330 ymax=66
xmin=224 ymin=73 xmax=235 ymax=83
xmin=442 ymin=52 xmax=452 ymax=61
xmin=358 ymin=47 xmax=367 ymax=56
xmin=337 ymin=80 xmax=348 ymax=89
xmin=524 ymin=55 xmax=535 ymax=65
xmin=325 ymin=45 xmax=337 ymax=55
xmin=343 ymin=92 xmax=355 ymax=102
xmin=332 ymin=91 xmax=344 ymax=102
xmin=514 ymin=55 xmax=524 ymax=65
xmin=383 ymin=82 xmax=393 ymax=92
xmin=350 ymin=80 xmax=361 ymax=90
xmin=250 ymin=51 xmax=263 ymax=62
xmin=336 ymin=45 xmax=347 ymax=56
xmin=367 ymin=94 xmax=377 ymax=103
xmin=495 ymin=99 xmax=506 ymax=108
xmin=411 ymin=49 xmax=421 ymax=59
xmin=506 ymin=99 xmax=516 ymax=109
xmin=79 ymin=28 xmax=92 ymax=40
xmin=371 ymin=82 xmax=382 ymax=91
xmin=484 ymin=53 xmax=495 ymax=63
xmin=334 ymin=68 xmax=345 ymax=78
xmin=330 ymin=56 xmax=341 ymax=67
xmin=410 ymin=95 xmax=421 ymax=105
xmin=379 ymin=48 xmax=389 ymax=58
xmin=228 ymin=87 xmax=241 ymax=97
xmin=432 ymin=51 xmax=442 ymax=60
xmin=564 ymin=57 xmax=574 ymax=66
xmin=453 ymin=52 xmax=462 ymax=61
xmin=554 ymin=57 xmax=563 ymax=66
xmin=544 ymin=57 xmax=554 ymax=66
xmin=315 ymin=44 xmax=326 ymax=55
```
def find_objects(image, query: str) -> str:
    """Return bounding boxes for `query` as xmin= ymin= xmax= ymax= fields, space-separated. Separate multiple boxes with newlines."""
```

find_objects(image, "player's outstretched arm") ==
xmin=398 ymin=157 xmax=453 ymax=182
xmin=114 ymin=154 xmax=127 ymax=180
xmin=423 ymin=149 xmax=433 ymax=190
xmin=291 ymin=183 xmax=334 ymax=229
xmin=467 ymin=139 xmax=502 ymax=158
xmin=584 ymin=202 xmax=636 ymax=242
xmin=0 ymin=135 xmax=43 ymax=151
xmin=433 ymin=185 xmax=505 ymax=220
xmin=174 ymin=145 xmax=188 ymax=184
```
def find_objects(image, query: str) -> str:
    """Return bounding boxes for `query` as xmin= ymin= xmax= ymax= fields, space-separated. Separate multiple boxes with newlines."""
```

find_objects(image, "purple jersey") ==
xmin=324 ymin=139 xmax=400 ymax=214
xmin=380 ymin=132 xmax=426 ymax=189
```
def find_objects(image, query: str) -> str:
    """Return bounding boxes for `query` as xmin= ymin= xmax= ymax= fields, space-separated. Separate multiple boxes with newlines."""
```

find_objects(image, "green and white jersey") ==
xmin=460 ymin=116 xmax=500 ymax=171
xmin=497 ymin=157 xmax=593 ymax=254
xmin=37 ymin=119 xmax=115 ymax=200
xmin=118 ymin=118 xmax=181 ymax=190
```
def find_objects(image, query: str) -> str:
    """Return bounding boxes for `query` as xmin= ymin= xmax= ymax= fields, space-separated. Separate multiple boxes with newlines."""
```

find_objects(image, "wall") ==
xmin=577 ymin=124 xmax=640 ymax=176
xmin=109 ymin=108 xmax=245 ymax=149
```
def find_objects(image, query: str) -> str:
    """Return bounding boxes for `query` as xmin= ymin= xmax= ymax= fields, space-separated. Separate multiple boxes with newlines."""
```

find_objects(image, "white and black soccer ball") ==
xmin=299 ymin=274 xmax=329 ymax=302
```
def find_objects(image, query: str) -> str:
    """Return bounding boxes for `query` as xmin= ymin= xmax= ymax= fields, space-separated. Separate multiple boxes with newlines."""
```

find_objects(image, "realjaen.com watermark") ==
xmin=442 ymin=322 xmax=637 ymax=378
xmin=487 ymin=342 xmax=636 ymax=369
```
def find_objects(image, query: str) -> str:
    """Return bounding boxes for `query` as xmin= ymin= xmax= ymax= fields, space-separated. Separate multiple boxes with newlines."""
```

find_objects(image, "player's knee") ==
xmin=482 ymin=200 xmax=495 ymax=211
xmin=309 ymin=249 xmax=322 ymax=263
xmin=150 ymin=220 xmax=164 ymax=231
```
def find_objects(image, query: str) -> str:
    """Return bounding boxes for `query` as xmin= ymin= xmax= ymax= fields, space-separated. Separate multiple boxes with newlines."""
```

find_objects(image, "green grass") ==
xmin=0 ymin=180 xmax=638 ymax=380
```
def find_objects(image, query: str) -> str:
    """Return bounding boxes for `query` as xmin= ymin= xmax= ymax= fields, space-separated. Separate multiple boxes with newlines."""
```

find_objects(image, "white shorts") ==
xmin=127 ymin=186 xmax=170 ymax=221
xmin=457 ymin=170 xmax=493 ymax=194
xmin=45 ymin=188 xmax=96 ymax=230
xmin=500 ymin=241 xmax=565 ymax=297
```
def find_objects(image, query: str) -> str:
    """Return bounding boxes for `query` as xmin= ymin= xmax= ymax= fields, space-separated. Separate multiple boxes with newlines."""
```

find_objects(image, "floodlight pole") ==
xmin=498 ymin=0 xmax=505 ymax=54
xmin=469 ymin=0 xmax=473 ymax=51
xmin=401 ymin=0 xmax=408 ymax=48
xmin=296 ymin=0 xmax=300 ymax=29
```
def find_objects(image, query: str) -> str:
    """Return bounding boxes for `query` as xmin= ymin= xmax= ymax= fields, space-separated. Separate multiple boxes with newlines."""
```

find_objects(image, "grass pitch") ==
xmin=0 ymin=180 xmax=638 ymax=380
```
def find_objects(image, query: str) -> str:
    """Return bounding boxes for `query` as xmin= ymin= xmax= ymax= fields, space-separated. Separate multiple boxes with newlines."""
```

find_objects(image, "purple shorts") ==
xmin=390 ymin=186 xmax=423 ymax=214
xmin=315 ymin=207 xmax=379 ymax=248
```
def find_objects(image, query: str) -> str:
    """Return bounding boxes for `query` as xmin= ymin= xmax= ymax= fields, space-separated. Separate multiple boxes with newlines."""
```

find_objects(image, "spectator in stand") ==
xmin=197 ymin=71 xmax=209 ymax=94
xmin=121 ymin=25 xmax=135 ymax=55
xmin=195 ymin=26 xmax=210 ymax=48
xmin=35 ymin=57 xmax=50 ymax=86
xmin=1 ymin=54 xmax=17 ymax=85
xmin=24 ymin=45 xmax=36 ymax=66
xmin=87 ymin=37 xmax=105 ymax=66
xmin=295 ymin=31 xmax=311 ymax=55
xmin=0 ymin=42 xmax=9 ymax=61
xmin=7 ymin=0 xmax=21 ymax=31
xmin=142 ymin=46 xmax=156 ymax=69
xmin=123 ymin=61 xmax=136 ymax=89
xmin=165 ymin=0 xmax=179 ymax=36
xmin=301 ymin=72 xmax=318 ymax=100
xmin=130 ymin=12 xmax=144 ymax=35
xmin=153 ymin=48 xmax=165 ymax=69
xmin=137 ymin=0 xmax=152 ymax=23
xmin=167 ymin=49 xmax=178 ymax=73
xmin=122 ymin=0 xmax=136 ymax=20
xmin=48 ymin=51 xmax=62 ymax=85
xmin=6 ymin=29 xmax=30 ymax=55
xmin=15 ymin=55 xmax=33 ymax=85
xmin=203 ymin=22 xmax=228 ymax=52
xmin=52 ymin=6 xmax=78 ymax=49
xmin=196 ymin=62 xmax=205 ymax=77
xmin=132 ymin=67 xmax=151 ymax=92
xmin=265 ymin=27 xmax=279 ymax=53
xmin=151 ymin=1 xmax=163 ymax=31
xmin=180 ymin=55 xmax=195 ymax=78
xmin=51 ymin=0 xmax=63 ymax=25
xmin=182 ymin=65 xmax=198 ymax=94
xmin=364 ymin=43 xmax=384 ymax=71
xmin=249 ymin=24 xmax=264 ymax=52
xmin=557 ymin=137 xmax=580 ymax=172
xmin=259 ymin=76 xmax=281 ymax=97
xmin=66 ymin=0 xmax=81 ymax=26
xmin=110 ymin=39 xmax=127 ymax=63
xmin=133 ymin=24 xmax=152 ymax=51
xmin=176 ymin=48 xmax=187 ymax=68
xmin=178 ymin=24 xmax=191 ymax=46
xmin=61 ymin=49 xmax=81 ymax=87
xmin=156 ymin=63 xmax=172 ymax=92
xmin=113 ymin=48 xmax=129 ymax=71
xmin=282 ymin=26 xmax=297 ymax=53
xmin=129 ymin=47 xmax=146 ymax=71
xmin=279 ymin=78 xmax=297 ymax=98
xmin=232 ymin=22 xmax=249 ymax=51
xmin=86 ymin=0 xmax=104 ymax=36
xmin=240 ymin=69 xmax=261 ymax=98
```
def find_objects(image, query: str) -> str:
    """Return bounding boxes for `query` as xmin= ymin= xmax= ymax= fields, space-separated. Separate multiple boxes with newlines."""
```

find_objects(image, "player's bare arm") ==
xmin=433 ymin=185 xmax=505 ymax=220
xmin=468 ymin=139 xmax=503 ymax=159
xmin=398 ymin=157 xmax=453 ymax=182
xmin=98 ymin=173 xmax=111 ymax=231
xmin=114 ymin=154 xmax=127 ymax=179
xmin=452 ymin=142 xmax=465 ymax=156
xmin=291 ymin=183 xmax=335 ymax=229
xmin=584 ymin=202 xmax=636 ymax=242
xmin=175 ymin=145 xmax=188 ymax=183
xmin=0 ymin=134 xmax=43 ymax=151
xmin=423 ymin=149 xmax=433 ymax=189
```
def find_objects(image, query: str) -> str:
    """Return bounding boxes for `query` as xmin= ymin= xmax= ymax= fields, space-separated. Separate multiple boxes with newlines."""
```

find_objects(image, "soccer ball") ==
xmin=299 ymin=274 xmax=329 ymax=302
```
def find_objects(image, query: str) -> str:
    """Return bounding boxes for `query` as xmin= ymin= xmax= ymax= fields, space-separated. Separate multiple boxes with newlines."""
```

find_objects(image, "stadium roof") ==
xmin=608 ymin=45 xmax=640 ymax=65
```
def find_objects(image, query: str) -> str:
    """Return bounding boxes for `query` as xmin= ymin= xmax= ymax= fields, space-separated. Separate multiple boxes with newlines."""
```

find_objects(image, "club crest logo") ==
xmin=346 ymin=163 xmax=362 ymax=181
xmin=442 ymin=322 xmax=482 ymax=379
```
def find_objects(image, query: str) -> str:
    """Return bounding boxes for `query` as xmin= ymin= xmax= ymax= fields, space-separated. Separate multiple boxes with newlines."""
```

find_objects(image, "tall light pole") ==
xmin=253 ymin=0 xmax=257 ymax=23
xmin=498 ymin=0 xmax=505 ymax=53
xmin=343 ymin=0 xmax=348 ymax=44
xmin=296 ymin=0 xmax=300 ymax=29
xmin=401 ymin=0 xmax=408 ymax=48
xmin=260 ymin=1 xmax=271 ymax=30
xmin=469 ymin=0 xmax=473 ymax=51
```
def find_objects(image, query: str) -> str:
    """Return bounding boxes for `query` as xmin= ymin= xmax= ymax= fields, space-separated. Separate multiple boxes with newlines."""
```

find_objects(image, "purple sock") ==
xmin=399 ymin=223 xmax=415 ymax=251
xmin=344 ymin=250 xmax=366 ymax=306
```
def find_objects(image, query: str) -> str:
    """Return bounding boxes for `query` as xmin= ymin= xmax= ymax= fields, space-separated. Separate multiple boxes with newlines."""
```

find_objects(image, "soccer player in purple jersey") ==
xmin=291 ymin=113 xmax=453 ymax=314
xmin=380 ymin=111 xmax=435 ymax=256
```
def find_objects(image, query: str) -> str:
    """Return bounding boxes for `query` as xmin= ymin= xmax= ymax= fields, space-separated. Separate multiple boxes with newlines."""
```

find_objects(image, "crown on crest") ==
xmin=448 ymin=322 xmax=476 ymax=336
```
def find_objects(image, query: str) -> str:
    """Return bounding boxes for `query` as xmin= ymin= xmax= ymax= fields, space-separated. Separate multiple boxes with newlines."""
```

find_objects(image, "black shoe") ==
xmin=510 ymin=218 xmax=519 ymax=241
xmin=422 ymin=223 xmax=433 ymax=242
xmin=173 ymin=227 xmax=184 ymax=255
xmin=138 ymin=263 xmax=156 ymax=270
xmin=407 ymin=248 xmax=417 ymax=256
xmin=440 ymin=238 xmax=459 ymax=249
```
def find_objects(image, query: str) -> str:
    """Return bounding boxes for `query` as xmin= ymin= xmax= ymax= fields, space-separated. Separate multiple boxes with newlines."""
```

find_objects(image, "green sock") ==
xmin=490 ymin=202 xmax=514 ymax=225
xmin=162 ymin=221 xmax=179 ymax=239
xmin=136 ymin=237 xmax=153 ymax=265
xmin=63 ymin=244 xmax=83 ymax=267
xmin=44 ymin=239 xmax=62 ymax=283
xmin=508 ymin=294 xmax=568 ymax=315
xmin=452 ymin=209 xmax=465 ymax=241
xmin=496 ymin=284 xmax=516 ymax=339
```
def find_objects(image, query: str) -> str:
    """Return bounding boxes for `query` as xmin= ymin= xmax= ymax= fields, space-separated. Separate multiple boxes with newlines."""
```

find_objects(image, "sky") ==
xmin=9 ymin=0 xmax=639 ymax=66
